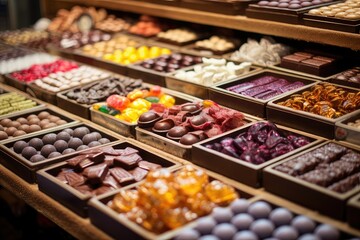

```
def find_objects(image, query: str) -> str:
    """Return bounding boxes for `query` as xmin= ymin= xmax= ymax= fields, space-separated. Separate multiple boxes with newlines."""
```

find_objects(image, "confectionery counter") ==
xmin=40 ymin=0 xmax=360 ymax=50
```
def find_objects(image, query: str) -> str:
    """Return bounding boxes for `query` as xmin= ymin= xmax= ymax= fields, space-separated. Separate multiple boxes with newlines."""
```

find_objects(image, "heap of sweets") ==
xmin=226 ymin=75 xmax=305 ymax=100
xmin=275 ymin=142 xmax=360 ymax=194
xmin=47 ymin=6 xmax=108 ymax=33
xmin=65 ymin=77 xmax=143 ymax=105
xmin=81 ymin=35 xmax=139 ymax=58
xmin=54 ymin=30 xmax=111 ymax=49
xmin=205 ymin=121 xmax=311 ymax=165
xmin=157 ymin=28 xmax=199 ymax=44
xmin=308 ymin=0 xmax=360 ymax=20
xmin=33 ymin=65 xmax=111 ymax=92
xmin=138 ymin=100 xmax=247 ymax=145
xmin=0 ymin=29 xmax=50 ymax=46
xmin=0 ymin=111 xmax=68 ymax=140
xmin=10 ymin=59 xmax=78 ymax=83
xmin=108 ymin=165 xmax=239 ymax=233
xmin=56 ymin=145 xmax=163 ymax=196
xmin=12 ymin=126 xmax=111 ymax=163
xmin=0 ymin=93 xmax=37 ymax=116
xmin=128 ymin=15 xmax=165 ymax=37
xmin=93 ymin=86 xmax=175 ymax=123
xmin=174 ymin=58 xmax=251 ymax=86
xmin=277 ymin=83 xmax=360 ymax=119
xmin=230 ymin=37 xmax=291 ymax=66
xmin=175 ymin=199 xmax=346 ymax=240
xmin=95 ymin=15 xmax=131 ymax=33
xmin=194 ymin=36 xmax=239 ymax=53
xmin=102 ymin=45 xmax=171 ymax=65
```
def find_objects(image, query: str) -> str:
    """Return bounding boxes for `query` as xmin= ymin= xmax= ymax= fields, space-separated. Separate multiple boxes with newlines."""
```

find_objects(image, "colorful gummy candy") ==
xmin=93 ymin=86 xmax=175 ymax=123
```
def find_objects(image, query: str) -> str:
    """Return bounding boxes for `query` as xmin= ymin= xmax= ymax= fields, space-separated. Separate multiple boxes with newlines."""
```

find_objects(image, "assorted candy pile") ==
xmin=108 ymin=165 xmax=239 ymax=233
xmin=205 ymin=121 xmax=311 ymax=165
xmin=138 ymin=100 xmax=246 ymax=145
xmin=93 ymin=86 xmax=175 ymax=123
xmin=10 ymin=60 xmax=79 ymax=83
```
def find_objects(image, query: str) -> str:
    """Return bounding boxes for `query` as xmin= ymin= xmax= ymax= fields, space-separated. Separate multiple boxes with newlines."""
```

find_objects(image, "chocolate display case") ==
xmin=0 ymin=123 xmax=121 ymax=183
xmin=192 ymin=121 xmax=324 ymax=188
xmin=266 ymin=83 xmax=360 ymax=139
xmin=329 ymin=66 xmax=360 ymax=89
xmin=246 ymin=0 xmax=340 ymax=24
xmin=90 ymin=89 xmax=200 ymax=138
xmin=209 ymin=70 xmax=318 ymax=118
xmin=180 ymin=0 xmax=258 ymax=15
xmin=36 ymin=141 xmax=180 ymax=217
xmin=303 ymin=13 xmax=360 ymax=33
xmin=335 ymin=110 xmax=360 ymax=146
xmin=347 ymin=193 xmax=360 ymax=230
xmin=165 ymin=61 xmax=261 ymax=99
xmin=263 ymin=141 xmax=360 ymax=220
xmin=0 ymin=107 xmax=78 ymax=143
xmin=88 ymin=165 xmax=253 ymax=240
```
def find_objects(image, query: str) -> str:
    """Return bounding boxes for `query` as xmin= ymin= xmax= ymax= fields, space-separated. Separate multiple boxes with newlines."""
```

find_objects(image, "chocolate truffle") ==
xmin=73 ymin=127 xmax=90 ymax=139
xmin=29 ymin=124 xmax=41 ymax=133
xmin=28 ymin=138 xmax=44 ymax=151
xmin=16 ymin=117 xmax=28 ymax=124
xmin=13 ymin=130 xmax=26 ymax=137
xmin=54 ymin=140 xmax=68 ymax=152
xmin=48 ymin=152 xmax=62 ymax=158
xmin=22 ymin=146 xmax=38 ymax=160
xmin=63 ymin=148 xmax=76 ymax=154
xmin=82 ymin=133 xmax=97 ymax=145
xmin=5 ymin=127 xmax=17 ymax=136
xmin=98 ymin=138 xmax=110 ymax=144
xmin=56 ymin=131 xmax=71 ymax=142
xmin=41 ymin=144 xmax=57 ymax=158
xmin=62 ymin=128 xmax=74 ymax=136
xmin=30 ymin=154 xmax=46 ymax=163
xmin=77 ymin=145 xmax=89 ymax=151
xmin=68 ymin=137 xmax=83 ymax=149
xmin=13 ymin=140 xmax=29 ymax=153
xmin=179 ymin=133 xmax=200 ymax=145
xmin=38 ymin=111 xmax=50 ymax=120
xmin=167 ymin=126 xmax=188 ymax=138
xmin=42 ymin=133 xmax=57 ymax=145
xmin=0 ymin=131 xmax=8 ymax=140
xmin=88 ymin=141 xmax=101 ymax=147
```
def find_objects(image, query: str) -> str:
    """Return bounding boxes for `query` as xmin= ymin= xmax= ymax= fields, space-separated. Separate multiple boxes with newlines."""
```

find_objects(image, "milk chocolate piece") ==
xmin=64 ymin=171 xmax=85 ymax=187
xmin=110 ymin=167 xmax=135 ymax=185
xmin=66 ymin=154 xmax=89 ymax=167
xmin=100 ymin=146 xmax=120 ymax=156
xmin=122 ymin=147 xmax=139 ymax=156
xmin=131 ymin=167 xmax=148 ymax=182
xmin=57 ymin=168 xmax=73 ymax=184
xmin=74 ymin=184 xmax=93 ymax=195
xmin=88 ymin=152 xmax=105 ymax=163
xmin=138 ymin=161 xmax=162 ymax=171
xmin=93 ymin=185 xmax=115 ymax=196
xmin=103 ymin=173 xmax=121 ymax=189
xmin=328 ymin=172 xmax=360 ymax=193
xmin=83 ymin=163 xmax=109 ymax=184
xmin=104 ymin=155 xmax=116 ymax=166
xmin=294 ymin=52 xmax=314 ymax=58
xmin=78 ymin=158 xmax=96 ymax=169
xmin=114 ymin=153 xmax=142 ymax=169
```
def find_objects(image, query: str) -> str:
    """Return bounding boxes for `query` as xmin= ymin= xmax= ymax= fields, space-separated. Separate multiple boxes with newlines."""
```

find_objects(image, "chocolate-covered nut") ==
xmin=73 ymin=127 xmax=90 ymax=139
xmin=22 ymin=146 xmax=38 ymax=159
xmin=54 ymin=140 xmax=68 ymax=152
xmin=41 ymin=144 xmax=57 ymax=158
xmin=68 ymin=137 xmax=83 ymax=149
xmin=63 ymin=148 xmax=76 ymax=154
xmin=42 ymin=133 xmax=57 ymax=145
xmin=48 ymin=152 xmax=62 ymax=158
xmin=13 ymin=140 xmax=28 ymax=153
xmin=30 ymin=154 xmax=46 ymax=163
xmin=28 ymin=138 xmax=44 ymax=151
xmin=56 ymin=131 xmax=71 ymax=142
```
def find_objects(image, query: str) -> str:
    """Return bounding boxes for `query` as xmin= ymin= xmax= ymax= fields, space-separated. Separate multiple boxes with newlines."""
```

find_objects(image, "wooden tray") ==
xmin=335 ymin=109 xmax=360 ymax=146
xmin=347 ymin=193 xmax=360 ymax=230
xmin=37 ymin=141 xmax=180 ymax=217
xmin=192 ymin=121 xmax=324 ymax=188
xmin=263 ymin=141 xmax=360 ymax=220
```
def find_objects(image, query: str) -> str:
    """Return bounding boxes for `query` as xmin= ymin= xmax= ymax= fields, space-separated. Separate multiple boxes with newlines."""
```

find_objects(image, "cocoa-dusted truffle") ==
xmin=98 ymin=138 xmax=110 ymax=144
xmin=13 ymin=140 xmax=28 ymax=153
xmin=48 ymin=152 xmax=62 ymax=158
xmin=54 ymin=140 xmax=68 ymax=152
xmin=68 ymin=137 xmax=83 ymax=149
xmin=77 ymin=145 xmax=89 ymax=151
xmin=41 ymin=144 xmax=57 ymax=158
xmin=82 ymin=133 xmax=98 ymax=145
xmin=63 ymin=148 xmax=76 ymax=154
xmin=73 ymin=127 xmax=90 ymax=139
xmin=28 ymin=138 xmax=44 ymax=151
xmin=16 ymin=117 xmax=28 ymax=124
xmin=10 ymin=121 xmax=21 ymax=128
xmin=18 ymin=124 xmax=30 ymax=133
xmin=5 ymin=127 xmax=17 ymax=136
xmin=49 ymin=116 xmax=60 ymax=123
xmin=22 ymin=146 xmax=37 ymax=160
xmin=62 ymin=128 xmax=74 ymax=136
xmin=29 ymin=124 xmax=41 ymax=133
xmin=56 ymin=131 xmax=71 ymax=142
xmin=38 ymin=111 xmax=50 ymax=120
xmin=30 ymin=154 xmax=46 ymax=163
xmin=1 ymin=119 xmax=11 ymax=127
xmin=88 ymin=141 xmax=101 ymax=147
xmin=0 ymin=131 xmax=8 ymax=140
xmin=42 ymin=133 xmax=57 ymax=145
xmin=56 ymin=120 xmax=67 ymax=125
xmin=28 ymin=118 xmax=40 ymax=125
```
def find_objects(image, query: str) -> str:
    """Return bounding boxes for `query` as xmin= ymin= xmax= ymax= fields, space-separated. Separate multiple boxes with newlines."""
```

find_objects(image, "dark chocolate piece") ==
xmin=64 ymin=172 xmax=86 ymax=187
xmin=122 ymin=147 xmax=139 ymax=156
xmin=66 ymin=155 xmax=89 ymax=167
xmin=74 ymin=184 xmax=93 ymax=195
xmin=103 ymin=174 xmax=121 ymax=189
xmin=110 ymin=167 xmax=135 ymax=185
xmin=83 ymin=163 xmax=109 ymax=184
xmin=114 ymin=153 xmax=142 ymax=169
xmin=131 ymin=167 xmax=149 ymax=182
xmin=138 ymin=161 xmax=162 ymax=171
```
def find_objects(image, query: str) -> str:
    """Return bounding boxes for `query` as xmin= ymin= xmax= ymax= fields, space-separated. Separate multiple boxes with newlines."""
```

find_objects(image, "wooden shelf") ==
xmin=41 ymin=0 xmax=360 ymax=50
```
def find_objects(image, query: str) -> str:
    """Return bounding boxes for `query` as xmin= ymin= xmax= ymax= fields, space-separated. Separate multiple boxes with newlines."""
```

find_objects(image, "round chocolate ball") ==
xmin=5 ymin=127 xmax=17 ymax=136
xmin=195 ymin=216 xmax=217 ymax=235
xmin=68 ymin=137 xmax=83 ymax=149
xmin=56 ymin=131 xmax=71 ymax=142
xmin=249 ymin=219 xmax=274 ymax=239
xmin=62 ymin=148 xmax=76 ymax=154
xmin=1 ymin=118 xmax=11 ymax=127
xmin=22 ymin=146 xmax=38 ymax=160
xmin=54 ymin=140 xmax=68 ymax=153
xmin=13 ymin=140 xmax=29 ymax=153
xmin=273 ymin=226 xmax=298 ymax=240
xmin=42 ymin=133 xmax=57 ymax=145
xmin=43 ymin=122 xmax=57 ymax=129
xmin=269 ymin=208 xmax=293 ymax=226
xmin=39 ymin=119 xmax=50 ymax=128
xmin=30 ymin=154 xmax=45 ymax=163
xmin=179 ymin=133 xmax=200 ymax=145
xmin=233 ymin=231 xmax=258 ymax=240
xmin=29 ymin=124 xmax=41 ymax=133
xmin=10 ymin=121 xmax=21 ymax=128
xmin=73 ymin=127 xmax=90 ymax=139
xmin=56 ymin=120 xmax=67 ymax=125
xmin=82 ymin=133 xmax=98 ymax=145
xmin=190 ymin=115 xmax=207 ymax=126
xmin=28 ymin=138 xmax=44 ymax=151
xmin=0 ymin=131 xmax=8 ymax=140
xmin=199 ymin=235 xmax=220 ymax=240
xmin=41 ymin=144 xmax=57 ymax=158
xmin=62 ymin=128 xmax=74 ymax=136
xmin=247 ymin=201 xmax=272 ymax=219
xmin=98 ymin=138 xmax=110 ymax=144
xmin=77 ymin=145 xmax=89 ymax=151
xmin=18 ymin=124 xmax=30 ymax=133
xmin=176 ymin=229 xmax=200 ymax=240
xmin=16 ymin=117 xmax=28 ymax=124
xmin=212 ymin=207 xmax=234 ymax=223
xmin=88 ymin=141 xmax=101 ymax=147
xmin=314 ymin=224 xmax=339 ymax=240
xmin=231 ymin=213 xmax=254 ymax=230
xmin=48 ymin=116 xmax=61 ymax=123
xmin=230 ymin=199 xmax=250 ymax=214
xmin=212 ymin=223 xmax=237 ymax=240
xmin=92 ymin=132 xmax=102 ymax=140
xmin=48 ymin=152 xmax=62 ymax=158
xmin=38 ymin=111 xmax=50 ymax=120
xmin=153 ymin=120 xmax=174 ymax=131
xmin=298 ymin=234 xmax=320 ymax=240
xmin=13 ymin=130 xmax=26 ymax=137
xmin=291 ymin=216 xmax=316 ymax=234
xmin=167 ymin=126 xmax=188 ymax=138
